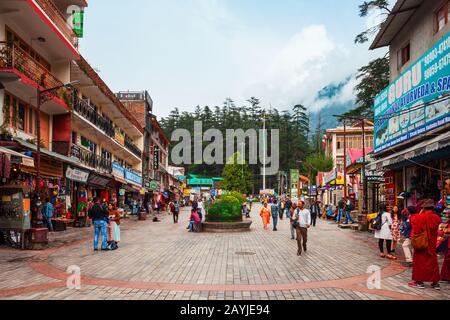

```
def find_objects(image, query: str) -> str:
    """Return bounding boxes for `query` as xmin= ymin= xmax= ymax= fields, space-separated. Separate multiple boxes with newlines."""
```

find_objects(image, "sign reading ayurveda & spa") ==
xmin=374 ymin=31 xmax=450 ymax=153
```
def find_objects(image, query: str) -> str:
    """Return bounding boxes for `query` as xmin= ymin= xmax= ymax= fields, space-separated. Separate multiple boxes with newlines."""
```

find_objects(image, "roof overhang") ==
xmin=370 ymin=0 xmax=424 ymax=50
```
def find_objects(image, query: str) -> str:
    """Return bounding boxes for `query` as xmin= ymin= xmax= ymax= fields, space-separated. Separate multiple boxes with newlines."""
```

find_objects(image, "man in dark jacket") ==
xmin=310 ymin=200 xmax=320 ymax=227
xmin=88 ymin=197 xmax=110 ymax=251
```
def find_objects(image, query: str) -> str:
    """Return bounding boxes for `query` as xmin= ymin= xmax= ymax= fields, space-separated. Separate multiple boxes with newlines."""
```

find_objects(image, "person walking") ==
xmin=289 ymin=203 xmax=298 ymax=240
xmin=260 ymin=202 xmax=271 ymax=230
xmin=278 ymin=199 xmax=285 ymax=220
xmin=336 ymin=199 xmax=345 ymax=224
xmin=271 ymin=199 xmax=279 ymax=231
xmin=408 ymin=199 xmax=442 ymax=290
xmin=310 ymin=200 xmax=320 ymax=227
xmin=390 ymin=205 xmax=402 ymax=253
xmin=42 ymin=198 xmax=54 ymax=232
xmin=374 ymin=203 xmax=395 ymax=260
xmin=285 ymin=198 xmax=292 ymax=219
xmin=294 ymin=201 xmax=311 ymax=256
xmin=88 ymin=197 xmax=110 ymax=251
xmin=343 ymin=199 xmax=355 ymax=225
xmin=170 ymin=200 xmax=180 ymax=223
xmin=401 ymin=206 xmax=417 ymax=267
xmin=438 ymin=210 xmax=449 ymax=283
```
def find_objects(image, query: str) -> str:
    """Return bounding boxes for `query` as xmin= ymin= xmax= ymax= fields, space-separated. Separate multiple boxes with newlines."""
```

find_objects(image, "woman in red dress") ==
xmin=408 ymin=199 xmax=442 ymax=290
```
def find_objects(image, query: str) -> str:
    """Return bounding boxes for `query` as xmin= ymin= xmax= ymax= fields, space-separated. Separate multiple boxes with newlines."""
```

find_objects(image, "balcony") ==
xmin=35 ymin=0 xmax=79 ymax=48
xmin=73 ymin=97 xmax=115 ymax=138
xmin=125 ymin=137 xmax=142 ymax=159
xmin=71 ymin=145 xmax=112 ymax=174
xmin=0 ymin=42 xmax=69 ymax=114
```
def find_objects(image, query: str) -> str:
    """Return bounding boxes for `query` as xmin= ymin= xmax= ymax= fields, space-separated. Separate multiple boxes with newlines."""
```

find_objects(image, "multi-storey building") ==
xmin=319 ymin=121 xmax=374 ymax=208
xmin=368 ymin=0 xmax=450 ymax=210
xmin=0 ymin=1 xmax=145 ymax=227
xmin=117 ymin=91 xmax=173 ymax=205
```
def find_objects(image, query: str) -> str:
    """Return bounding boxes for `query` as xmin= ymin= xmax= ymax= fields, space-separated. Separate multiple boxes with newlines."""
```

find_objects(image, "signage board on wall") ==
xmin=66 ymin=167 xmax=90 ymax=183
xmin=153 ymin=146 xmax=160 ymax=170
xmin=374 ymin=31 xmax=450 ymax=154
xmin=125 ymin=169 xmax=142 ymax=186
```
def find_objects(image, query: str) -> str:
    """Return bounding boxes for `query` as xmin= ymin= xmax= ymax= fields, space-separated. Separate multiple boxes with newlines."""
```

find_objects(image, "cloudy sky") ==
xmin=79 ymin=0 xmax=389 ymax=117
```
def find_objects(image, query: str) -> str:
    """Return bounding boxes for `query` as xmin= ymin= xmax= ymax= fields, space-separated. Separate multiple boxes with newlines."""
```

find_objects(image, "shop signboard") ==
xmin=290 ymin=169 xmax=299 ymax=197
xmin=119 ymin=189 xmax=126 ymax=196
xmin=66 ymin=167 xmax=90 ymax=183
xmin=124 ymin=169 xmax=142 ymax=186
xmin=259 ymin=189 xmax=275 ymax=196
xmin=153 ymin=146 xmax=160 ymax=170
xmin=366 ymin=175 xmax=385 ymax=184
xmin=374 ymin=31 xmax=450 ymax=154
xmin=149 ymin=181 xmax=159 ymax=191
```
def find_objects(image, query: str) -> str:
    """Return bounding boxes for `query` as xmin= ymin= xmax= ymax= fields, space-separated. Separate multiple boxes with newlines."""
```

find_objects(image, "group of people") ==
xmin=321 ymin=198 xmax=355 ymax=225
xmin=373 ymin=199 xmax=449 ymax=290
xmin=260 ymin=198 xmax=320 ymax=256
xmin=187 ymin=199 xmax=205 ymax=232
xmin=88 ymin=198 xmax=121 ymax=251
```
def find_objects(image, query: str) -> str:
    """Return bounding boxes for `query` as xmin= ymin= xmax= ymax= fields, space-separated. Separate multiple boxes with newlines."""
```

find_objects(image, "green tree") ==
xmin=221 ymin=152 xmax=252 ymax=194
xmin=304 ymin=154 xmax=334 ymax=181
xmin=354 ymin=1 xmax=391 ymax=44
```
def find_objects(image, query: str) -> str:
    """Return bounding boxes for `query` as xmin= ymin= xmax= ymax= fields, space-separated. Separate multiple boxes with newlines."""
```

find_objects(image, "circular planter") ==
xmin=202 ymin=220 xmax=252 ymax=233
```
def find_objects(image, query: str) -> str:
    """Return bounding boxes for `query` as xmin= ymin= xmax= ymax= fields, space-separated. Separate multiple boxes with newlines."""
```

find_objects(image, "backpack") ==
xmin=372 ymin=212 xmax=384 ymax=231
xmin=347 ymin=202 xmax=355 ymax=211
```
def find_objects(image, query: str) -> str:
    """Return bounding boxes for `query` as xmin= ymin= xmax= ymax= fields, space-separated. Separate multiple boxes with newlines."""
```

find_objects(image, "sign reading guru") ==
xmin=374 ymin=32 xmax=450 ymax=153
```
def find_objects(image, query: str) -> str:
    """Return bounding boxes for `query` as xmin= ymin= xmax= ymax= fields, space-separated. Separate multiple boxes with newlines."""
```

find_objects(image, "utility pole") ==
xmin=262 ymin=110 xmax=266 ymax=191
xmin=343 ymin=118 xmax=348 ymax=201
xmin=361 ymin=120 xmax=368 ymax=215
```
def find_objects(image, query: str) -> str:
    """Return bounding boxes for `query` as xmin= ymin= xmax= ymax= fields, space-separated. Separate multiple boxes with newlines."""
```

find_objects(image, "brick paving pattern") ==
xmin=0 ymin=204 xmax=449 ymax=300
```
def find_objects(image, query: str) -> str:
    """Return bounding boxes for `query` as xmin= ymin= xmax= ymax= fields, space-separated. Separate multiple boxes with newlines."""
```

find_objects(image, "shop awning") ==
xmin=15 ymin=139 xmax=91 ymax=170
xmin=368 ymin=131 xmax=450 ymax=172
xmin=88 ymin=173 xmax=113 ymax=188
xmin=0 ymin=146 xmax=34 ymax=167
xmin=346 ymin=148 xmax=373 ymax=174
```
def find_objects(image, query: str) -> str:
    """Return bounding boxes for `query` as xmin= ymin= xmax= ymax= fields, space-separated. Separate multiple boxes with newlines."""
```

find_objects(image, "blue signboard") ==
xmin=112 ymin=162 xmax=125 ymax=177
xmin=374 ymin=32 xmax=450 ymax=153
xmin=125 ymin=169 xmax=142 ymax=186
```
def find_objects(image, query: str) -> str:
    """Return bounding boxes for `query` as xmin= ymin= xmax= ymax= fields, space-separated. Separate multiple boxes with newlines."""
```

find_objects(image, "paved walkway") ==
xmin=0 ymin=204 xmax=449 ymax=300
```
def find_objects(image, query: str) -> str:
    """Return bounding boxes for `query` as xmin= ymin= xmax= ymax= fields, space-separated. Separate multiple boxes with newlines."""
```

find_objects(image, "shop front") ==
xmin=65 ymin=166 xmax=90 ymax=227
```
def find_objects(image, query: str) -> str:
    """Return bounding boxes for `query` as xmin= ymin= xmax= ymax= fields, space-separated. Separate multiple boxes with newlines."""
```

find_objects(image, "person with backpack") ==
xmin=343 ymin=199 xmax=355 ymax=225
xmin=373 ymin=203 xmax=395 ymax=260
xmin=170 ymin=200 xmax=180 ymax=223
xmin=88 ymin=197 xmax=110 ymax=251
xmin=401 ymin=206 xmax=417 ymax=267
xmin=408 ymin=199 xmax=442 ymax=290
xmin=42 ymin=198 xmax=54 ymax=232
xmin=285 ymin=198 xmax=292 ymax=219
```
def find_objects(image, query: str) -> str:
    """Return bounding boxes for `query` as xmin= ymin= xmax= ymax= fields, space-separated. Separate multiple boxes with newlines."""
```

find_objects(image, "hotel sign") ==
xmin=374 ymin=31 xmax=450 ymax=153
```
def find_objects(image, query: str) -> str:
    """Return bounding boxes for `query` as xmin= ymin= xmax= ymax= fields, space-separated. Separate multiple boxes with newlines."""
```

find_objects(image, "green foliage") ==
xmin=221 ymin=153 xmax=253 ymax=194
xmin=159 ymin=97 xmax=312 ymax=193
xmin=207 ymin=196 xmax=243 ymax=223
xmin=342 ymin=57 xmax=390 ymax=120
xmin=304 ymin=154 xmax=334 ymax=180
xmin=225 ymin=191 xmax=246 ymax=204
xmin=355 ymin=1 xmax=391 ymax=44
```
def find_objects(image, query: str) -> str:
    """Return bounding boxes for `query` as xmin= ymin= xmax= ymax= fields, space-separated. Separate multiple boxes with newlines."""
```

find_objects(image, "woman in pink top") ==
xmin=188 ymin=208 xmax=201 ymax=232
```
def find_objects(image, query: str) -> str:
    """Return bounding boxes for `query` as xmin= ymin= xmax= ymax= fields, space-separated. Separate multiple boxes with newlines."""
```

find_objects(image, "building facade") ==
xmin=319 ymin=121 xmax=374 ymax=208
xmin=368 ymin=0 xmax=450 ymax=210
xmin=0 ymin=1 xmax=147 ymax=228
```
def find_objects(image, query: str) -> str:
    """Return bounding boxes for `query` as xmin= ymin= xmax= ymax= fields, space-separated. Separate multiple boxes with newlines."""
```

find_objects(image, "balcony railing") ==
xmin=125 ymin=137 xmax=142 ymax=159
xmin=0 ymin=41 xmax=63 ymax=90
xmin=71 ymin=145 xmax=112 ymax=173
xmin=73 ymin=97 xmax=115 ymax=138
xmin=34 ymin=0 xmax=78 ymax=48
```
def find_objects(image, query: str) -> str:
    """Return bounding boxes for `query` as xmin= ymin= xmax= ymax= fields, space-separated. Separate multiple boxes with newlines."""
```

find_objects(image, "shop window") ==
xmin=11 ymin=98 xmax=17 ymax=128
xmin=397 ymin=43 xmax=410 ymax=69
xmin=28 ymin=107 xmax=33 ymax=134
xmin=435 ymin=1 xmax=449 ymax=33
xmin=17 ymin=103 xmax=25 ymax=131
xmin=71 ymin=131 xmax=77 ymax=144
xmin=80 ymin=136 xmax=91 ymax=149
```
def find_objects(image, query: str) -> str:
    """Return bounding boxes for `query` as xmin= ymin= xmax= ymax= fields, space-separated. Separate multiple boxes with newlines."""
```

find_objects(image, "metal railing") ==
xmin=34 ymin=0 xmax=78 ymax=48
xmin=0 ymin=41 xmax=63 ymax=90
xmin=124 ymin=137 xmax=142 ymax=159
xmin=72 ymin=97 xmax=115 ymax=138
xmin=72 ymin=146 xmax=112 ymax=173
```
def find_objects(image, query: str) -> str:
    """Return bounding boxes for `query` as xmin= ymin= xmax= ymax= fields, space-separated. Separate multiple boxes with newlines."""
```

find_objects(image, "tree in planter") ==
xmin=221 ymin=152 xmax=252 ymax=195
